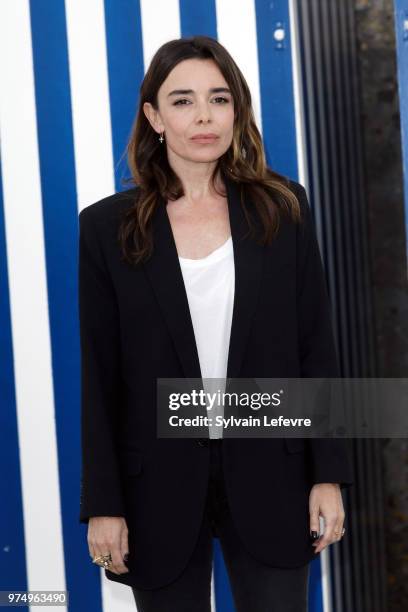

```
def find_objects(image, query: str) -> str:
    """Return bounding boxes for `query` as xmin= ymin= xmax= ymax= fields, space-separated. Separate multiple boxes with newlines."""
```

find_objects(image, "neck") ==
xmin=167 ymin=155 xmax=225 ymax=202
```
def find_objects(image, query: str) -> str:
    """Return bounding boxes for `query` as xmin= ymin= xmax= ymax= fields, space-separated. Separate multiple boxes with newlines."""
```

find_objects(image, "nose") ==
xmin=195 ymin=100 xmax=211 ymax=123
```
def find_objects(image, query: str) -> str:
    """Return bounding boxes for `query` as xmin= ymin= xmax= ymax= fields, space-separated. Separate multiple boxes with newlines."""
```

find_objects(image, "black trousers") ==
xmin=132 ymin=439 xmax=310 ymax=611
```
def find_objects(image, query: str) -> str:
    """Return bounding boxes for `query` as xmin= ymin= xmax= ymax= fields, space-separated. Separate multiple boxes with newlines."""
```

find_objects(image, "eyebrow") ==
xmin=167 ymin=87 xmax=232 ymax=97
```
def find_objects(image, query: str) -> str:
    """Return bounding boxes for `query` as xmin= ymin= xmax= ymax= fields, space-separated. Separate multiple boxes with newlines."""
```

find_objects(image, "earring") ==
xmin=159 ymin=131 xmax=164 ymax=143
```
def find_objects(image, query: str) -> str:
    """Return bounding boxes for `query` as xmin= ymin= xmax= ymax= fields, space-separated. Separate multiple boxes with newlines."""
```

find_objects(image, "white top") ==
xmin=178 ymin=236 xmax=235 ymax=439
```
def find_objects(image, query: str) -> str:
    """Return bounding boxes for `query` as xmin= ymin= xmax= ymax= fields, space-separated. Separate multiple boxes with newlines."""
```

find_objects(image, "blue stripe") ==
xmin=180 ymin=0 xmax=217 ymax=39
xmin=255 ymin=0 xmax=298 ymax=178
xmin=29 ymin=1 xmax=102 ymax=609
xmin=0 ymin=160 xmax=28 ymax=589
xmin=256 ymin=3 xmax=324 ymax=609
xmin=309 ymin=556 xmax=324 ymax=612
xmin=213 ymin=539 xmax=235 ymax=611
xmin=104 ymin=0 xmax=145 ymax=192
xmin=394 ymin=0 xmax=408 ymax=259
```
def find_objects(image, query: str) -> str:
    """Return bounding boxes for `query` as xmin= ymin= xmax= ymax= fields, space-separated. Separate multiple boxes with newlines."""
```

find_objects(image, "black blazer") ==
xmin=78 ymin=172 xmax=353 ymax=590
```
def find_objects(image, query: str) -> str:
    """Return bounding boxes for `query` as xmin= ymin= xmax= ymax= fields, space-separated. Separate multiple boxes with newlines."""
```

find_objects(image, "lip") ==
xmin=190 ymin=134 xmax=219 ymax=141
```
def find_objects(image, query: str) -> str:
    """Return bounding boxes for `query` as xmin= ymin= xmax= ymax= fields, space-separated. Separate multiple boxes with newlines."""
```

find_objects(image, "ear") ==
xmin=143 ymin=102 xmax=164 ymax=134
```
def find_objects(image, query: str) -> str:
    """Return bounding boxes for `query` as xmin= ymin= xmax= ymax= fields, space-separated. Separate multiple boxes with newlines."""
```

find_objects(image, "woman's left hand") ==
xmin=309 ymin=483 xmax=345 ymax=554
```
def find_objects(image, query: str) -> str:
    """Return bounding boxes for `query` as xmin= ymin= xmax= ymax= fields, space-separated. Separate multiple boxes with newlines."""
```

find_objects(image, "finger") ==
xmin=313 ymin=515 xmax=337 ymax=553
xmin=334 ymin=515 xmax=345 ymax=542
xmin=309 ymin=503 xmax=320 ymax=542
xmin=90 ymin=527 xmax=113 ymax=570
xmin=110 ymin=543 xmax=129 ymax=574
xmin=92 ymin=543 xmax=111 ymax=571
xmin=94 ymin=536 xmax=118 ymax=574
xmin=88 ymin=528 xmax=106 ymax=562
xmin=120 ymin=527 xmax=130 ymax=569
xmin=315 ymin=517 xmax=336 ymax=553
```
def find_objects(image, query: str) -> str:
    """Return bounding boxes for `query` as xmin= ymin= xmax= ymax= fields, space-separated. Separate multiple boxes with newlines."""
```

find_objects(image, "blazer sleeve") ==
xmin=294 ymin=182 xmax=354 ymax=489
xmin=78 ymin=206 xmax=125 ymax=523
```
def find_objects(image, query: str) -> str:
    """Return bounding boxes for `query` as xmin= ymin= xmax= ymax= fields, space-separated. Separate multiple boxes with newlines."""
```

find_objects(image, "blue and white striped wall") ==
xmin=0 ymin=1 xmax=331 ymax=610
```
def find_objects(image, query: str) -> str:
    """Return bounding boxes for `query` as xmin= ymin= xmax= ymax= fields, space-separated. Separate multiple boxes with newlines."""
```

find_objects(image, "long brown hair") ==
xmin=119 ymin=35 xmax=301 ymax=266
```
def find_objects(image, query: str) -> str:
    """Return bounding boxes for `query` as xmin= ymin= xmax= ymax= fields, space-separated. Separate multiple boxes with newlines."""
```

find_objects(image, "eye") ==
xmin=173 ymin=99 xmax=191 ymax=106
xmin=173 ymin=97 xmax=230 ymax=106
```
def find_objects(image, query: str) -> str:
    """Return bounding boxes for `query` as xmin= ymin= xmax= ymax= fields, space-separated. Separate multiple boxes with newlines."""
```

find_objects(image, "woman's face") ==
xmin=144 ymin=58 xmax=235 ymax=166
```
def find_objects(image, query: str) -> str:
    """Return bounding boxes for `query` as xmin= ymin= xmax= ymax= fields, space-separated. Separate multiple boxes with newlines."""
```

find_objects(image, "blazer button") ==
xmin=197 ymin=439 xmax=208 ymax=447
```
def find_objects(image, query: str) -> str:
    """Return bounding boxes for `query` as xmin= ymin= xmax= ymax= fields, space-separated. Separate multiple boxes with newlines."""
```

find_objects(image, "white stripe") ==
xmin=65 ymin=0 xmax=114 ymax=210
xmin=140 ymin=0 xmax=181 ymax=72
xmin=320 ymin=518 xmax=333 ymax=612
xmin=216 ymin=0 xmax=263 ymax=135
xmin=0 ymin=0 xmax=66 ymax=600
xmin=100 ymin=569 xmax=136 ymax=611
xmin=66 ymin=1 xmax=121 ymax=609
xmin=211 ymin=564 xmax=216 ymax=610
xmin=289 ymin=0 xmax=308 ymax=189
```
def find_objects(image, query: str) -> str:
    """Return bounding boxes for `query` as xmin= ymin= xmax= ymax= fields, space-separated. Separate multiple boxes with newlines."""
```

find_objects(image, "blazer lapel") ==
xmin=142 ymin=172 xmax=265 ymax=386
xmin=224 ymin=176 xmax=264 ymax=382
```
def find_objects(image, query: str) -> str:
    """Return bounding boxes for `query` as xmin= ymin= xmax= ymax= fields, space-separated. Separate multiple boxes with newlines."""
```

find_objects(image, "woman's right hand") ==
xmin=88 ymin=517 xmax=129 ymax=574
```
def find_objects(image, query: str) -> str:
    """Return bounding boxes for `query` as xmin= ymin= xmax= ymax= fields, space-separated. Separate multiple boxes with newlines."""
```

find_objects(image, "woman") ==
xmin=78 ymin=35 xmax=353 ymax=611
